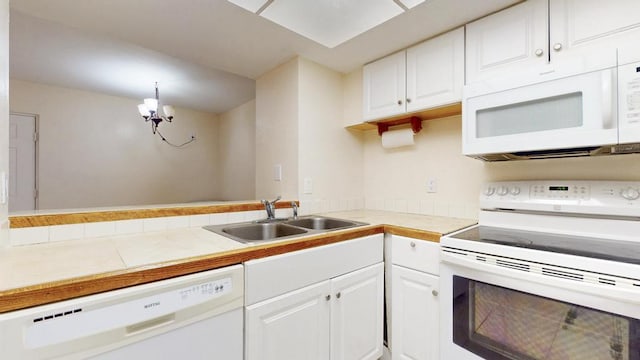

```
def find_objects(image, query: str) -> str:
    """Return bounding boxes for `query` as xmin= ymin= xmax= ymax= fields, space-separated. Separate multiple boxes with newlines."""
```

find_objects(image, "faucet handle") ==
xmin=270 ymin=195 xmax=281 ymax=204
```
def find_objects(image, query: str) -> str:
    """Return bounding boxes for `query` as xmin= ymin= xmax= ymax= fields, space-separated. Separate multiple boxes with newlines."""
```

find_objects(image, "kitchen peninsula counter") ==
xmin=0 ymin=210 xmax=475 ymax=313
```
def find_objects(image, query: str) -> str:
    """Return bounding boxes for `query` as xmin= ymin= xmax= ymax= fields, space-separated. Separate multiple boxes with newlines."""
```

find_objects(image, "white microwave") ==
xmin=462 ymin=60 xmax=640 ymax=161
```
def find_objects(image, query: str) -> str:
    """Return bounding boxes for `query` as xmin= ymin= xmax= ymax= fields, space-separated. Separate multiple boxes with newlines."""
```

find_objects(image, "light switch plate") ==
xmin=273 ymin=164 xmax=282 ymax=181
xmin=0 ymin=172 xmax=6 ymax=204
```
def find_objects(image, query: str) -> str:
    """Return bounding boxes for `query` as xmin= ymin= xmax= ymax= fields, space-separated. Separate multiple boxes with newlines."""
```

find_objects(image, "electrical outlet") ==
xmin=303 ymin=177 xmax=313 ymax=194
xmin=427 ymin=178 xmax=437 ymax=193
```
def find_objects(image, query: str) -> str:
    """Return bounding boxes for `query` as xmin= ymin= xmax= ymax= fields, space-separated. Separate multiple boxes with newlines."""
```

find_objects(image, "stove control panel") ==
xmin=481 ymin=181 xmax=640 ymax=217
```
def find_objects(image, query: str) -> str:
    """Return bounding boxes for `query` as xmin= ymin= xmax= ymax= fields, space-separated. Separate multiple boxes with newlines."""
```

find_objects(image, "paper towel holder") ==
xmin=377 ymin=116 xmax=422 ymax=136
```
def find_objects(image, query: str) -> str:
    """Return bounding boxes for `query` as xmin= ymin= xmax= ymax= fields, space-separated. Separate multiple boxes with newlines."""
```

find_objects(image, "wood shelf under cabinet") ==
xmin=346 ymin=102 xmax=461 ymax=131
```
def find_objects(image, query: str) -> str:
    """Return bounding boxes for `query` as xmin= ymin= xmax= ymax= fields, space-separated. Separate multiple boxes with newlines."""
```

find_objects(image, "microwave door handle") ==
xmin=601 ymin=69 xmax=616 ymax=129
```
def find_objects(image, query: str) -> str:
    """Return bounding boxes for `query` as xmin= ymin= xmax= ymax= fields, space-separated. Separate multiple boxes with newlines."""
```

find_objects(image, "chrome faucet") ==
xmin=291 ymin=201 xmax=298 ymax=219
xmin=261 ymin=196 xmax=281 ymax=220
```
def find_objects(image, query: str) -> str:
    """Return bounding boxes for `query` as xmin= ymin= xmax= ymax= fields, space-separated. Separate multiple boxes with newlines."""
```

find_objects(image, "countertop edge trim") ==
xmin=0 ymin=225 xmax=386 ymax=313
xmin=9 ymin=201 xmax=299 ymax=228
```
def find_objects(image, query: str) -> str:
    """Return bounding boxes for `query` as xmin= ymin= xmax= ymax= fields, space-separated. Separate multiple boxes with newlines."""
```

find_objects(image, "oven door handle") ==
xmin=441 ymin=252 xmax=640 ymax=306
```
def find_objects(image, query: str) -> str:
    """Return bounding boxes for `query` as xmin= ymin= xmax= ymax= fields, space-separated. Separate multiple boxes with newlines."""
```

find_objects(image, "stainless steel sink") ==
xmin=203 ymin=216 xmax=367 ymax=244
xmin=205 ymin=223 xmax=308 ymax=243
xmin=283 ymin=216 xmax=364 ymax=230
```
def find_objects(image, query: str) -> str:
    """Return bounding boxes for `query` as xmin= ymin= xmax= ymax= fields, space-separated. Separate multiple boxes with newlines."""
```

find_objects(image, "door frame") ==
xmin=9 ymin=112 xmax=39 ymax=211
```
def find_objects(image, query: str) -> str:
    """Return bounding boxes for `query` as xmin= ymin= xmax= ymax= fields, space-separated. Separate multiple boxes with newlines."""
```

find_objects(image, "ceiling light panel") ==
xmin=227 ymin=0 xmax=269 ymax=13
xmin=260 ymin=0 xmax=404 ymax=48
xmin=397 ymin=0 xmax=427 ymax=9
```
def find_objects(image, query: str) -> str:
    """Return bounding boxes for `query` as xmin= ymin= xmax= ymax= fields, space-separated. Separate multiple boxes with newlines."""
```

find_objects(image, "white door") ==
xmin=331 ymin=263 xmax=384 ymax=360
xmin=391 ymin=265 xmax=439 ymax=360
xmin=406 ymin=27 xmax=464 ymax=112
xmin=245 ymin=280 xmax=331 ymax=360
xmin=465 ymin=0 xmax=548 ymax=86
xmin=8 ymin=113 xmax=36 ymax=212
xmin=362 ymin=51 xmax=406 ymax=121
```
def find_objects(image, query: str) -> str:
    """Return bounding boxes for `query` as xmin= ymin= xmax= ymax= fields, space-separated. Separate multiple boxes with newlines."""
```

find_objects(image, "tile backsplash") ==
xmin=8 ymin=198 xmax=478 ymax=247
xmin=8 ymin=210 xmax=266 ymax=246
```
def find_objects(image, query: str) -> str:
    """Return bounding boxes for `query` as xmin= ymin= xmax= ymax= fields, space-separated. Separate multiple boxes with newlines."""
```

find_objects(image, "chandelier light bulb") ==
xmin=137 ymin=104 xmax=150 ymax=117
xmin=163 ymin=105 xmax=175 ymax=119
xmin=144 ymin=98 xmax=158 ymax=112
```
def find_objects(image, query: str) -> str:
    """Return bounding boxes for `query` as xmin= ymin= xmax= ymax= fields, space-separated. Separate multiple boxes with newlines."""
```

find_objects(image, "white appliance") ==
xmin=463 ymin=58 xmax=640 ymax=161
xmin=0 ymin=264 xmax=244 ymax=359
xmin=440 ymin=181 xmax=640 ymax=360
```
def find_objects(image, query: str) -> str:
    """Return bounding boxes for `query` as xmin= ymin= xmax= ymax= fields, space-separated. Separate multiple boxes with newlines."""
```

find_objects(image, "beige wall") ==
xmin=298 ymin=58 xmax=364 ymax=213
xmin=255 ymin=58 xmax=299 ymax=200
xmin=0 ymin=0 xmax=8 ymax=246
xmin=342 ymin=68 xmax=363 ymax=127
xmin=363 ymin=115 xmax=640 ymax=219
xmin=218 ymin=99 xmax=256 ymax=200
xmin=10 ymin=80 xmax=221 ymax=210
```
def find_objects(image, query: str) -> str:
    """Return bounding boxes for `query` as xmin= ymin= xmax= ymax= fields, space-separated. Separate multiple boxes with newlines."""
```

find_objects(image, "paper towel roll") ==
xmin=381 ymin=128 xmax=414 ymax=148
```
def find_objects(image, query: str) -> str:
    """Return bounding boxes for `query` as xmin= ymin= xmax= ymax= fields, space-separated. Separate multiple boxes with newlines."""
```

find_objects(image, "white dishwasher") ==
xmin=0 ymin=264 xmax=244 ymax=359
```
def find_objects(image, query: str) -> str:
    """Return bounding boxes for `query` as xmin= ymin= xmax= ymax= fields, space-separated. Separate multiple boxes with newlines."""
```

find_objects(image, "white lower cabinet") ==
xmin=244 ymin=235 xmax=384 ymax=360
xmin=389 ymin=235 xmax=440 ymax=360
xmin=391 ymin=265 xmax=439 ymax=360
xmin=246 ymin=262 xmax=384 ymax=360
xmin=245 ymin=280 xmax=331 ymax=360
xmin=331 ymin=263 xmax=384 ymax=360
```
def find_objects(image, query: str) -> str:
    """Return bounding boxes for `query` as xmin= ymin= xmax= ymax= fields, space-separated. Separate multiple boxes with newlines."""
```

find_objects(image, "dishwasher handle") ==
xmin=126 ymin=313 xmax=176 ymax=336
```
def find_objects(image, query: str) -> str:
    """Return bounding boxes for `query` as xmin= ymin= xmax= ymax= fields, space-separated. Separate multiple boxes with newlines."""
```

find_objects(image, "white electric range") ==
xmin=440 ymin=181 xmax=640 ymax=360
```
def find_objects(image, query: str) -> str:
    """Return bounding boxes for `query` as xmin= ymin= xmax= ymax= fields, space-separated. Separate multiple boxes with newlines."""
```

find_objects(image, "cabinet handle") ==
xmin=553 ymin=43 xmax=563 ymax=51
xmin=432 ymin=290 xmax=439 ymax=297
xmin=410 ymin=241 xmax=416 ymax=248
xmin=397 ymin=100 xmax=403 ymax=106
xmin=535 ymin=48 xmax=544 ymax=57
xmin=336 ymin=292 xmax=341 ymax=299
xmin=325 ymin=294 xmax=331 ymax=301
xmin=406 ymin=98 xmax=411 ymax=103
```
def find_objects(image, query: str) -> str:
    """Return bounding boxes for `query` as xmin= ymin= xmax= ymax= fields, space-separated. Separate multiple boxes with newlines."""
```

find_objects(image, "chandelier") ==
xmin=136 ymin=82 xmax=196 ymax=147
xmin=137 ymin=82 xmax=175 ymax=134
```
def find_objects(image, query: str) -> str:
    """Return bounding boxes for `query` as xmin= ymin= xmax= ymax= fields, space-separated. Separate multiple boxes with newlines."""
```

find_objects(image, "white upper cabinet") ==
xmin=363 ymin=28 xmax=464 ymax=121
xmin=465 ymin=0 xmax=548 ymax=86
xmin=406 ymin=28 xmax=464 ymax=113
xmin=467 ymin=0 xmax=640 ymax=88
xmin=363 ymin=51 xmax=406 ymax=121
xmin=549 ymin=0 xmax=640 ymax=70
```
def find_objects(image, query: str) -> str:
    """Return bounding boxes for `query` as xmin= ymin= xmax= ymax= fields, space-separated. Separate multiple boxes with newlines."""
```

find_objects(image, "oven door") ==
xmin=463 ymin=68 xmax=618 ymax=156
xmin=440 ymin=251 xmax=640 ymax=360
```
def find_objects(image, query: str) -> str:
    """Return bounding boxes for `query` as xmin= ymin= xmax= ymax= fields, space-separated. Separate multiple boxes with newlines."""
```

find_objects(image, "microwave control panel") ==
xmin=481 ymin=181 xmax=640 ymax=217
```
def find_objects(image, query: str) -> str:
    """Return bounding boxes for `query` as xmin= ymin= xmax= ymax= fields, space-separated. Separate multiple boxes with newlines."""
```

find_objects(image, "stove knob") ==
xmin=510 ymin=186 xmax=521 ymax=195
xmin=484 ymin=187 xmax=495 ymax=196
xmin=621 ymin=187 xmax=640 ymax=200
xmin=497 ymin=186 xmax=508 ymax=196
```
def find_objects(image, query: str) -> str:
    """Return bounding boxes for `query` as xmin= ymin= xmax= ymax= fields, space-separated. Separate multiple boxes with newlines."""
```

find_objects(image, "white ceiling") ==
xmin=9 ymin=0 xmax=520 ymax=114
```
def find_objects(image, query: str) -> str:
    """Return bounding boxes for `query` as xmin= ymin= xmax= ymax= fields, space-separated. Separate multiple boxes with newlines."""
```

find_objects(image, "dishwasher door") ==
xmin=0 ymin=264 xmax=244 ymax=360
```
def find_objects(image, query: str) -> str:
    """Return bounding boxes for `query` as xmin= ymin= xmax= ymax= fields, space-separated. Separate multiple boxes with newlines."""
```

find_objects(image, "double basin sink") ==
xmin=203 ymin=216 xmax=368 ymax=244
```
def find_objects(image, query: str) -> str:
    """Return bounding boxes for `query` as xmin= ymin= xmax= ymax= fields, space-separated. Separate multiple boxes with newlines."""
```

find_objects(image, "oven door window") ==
xmin=453 ymin=276 xmax=640 ymax=360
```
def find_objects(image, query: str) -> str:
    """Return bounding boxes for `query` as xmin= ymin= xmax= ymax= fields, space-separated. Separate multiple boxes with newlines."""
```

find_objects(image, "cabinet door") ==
xmin=465 ymin=0 xmax=548 ymax=86
xmin=362 ymin=51 xmax=406 ymax=121
xmin=406 ymin=27 xmax=464 ymax=112
xmin=331 ymin=263 xmax=384 ymax=360
xmin=245 ymin=280 xmax=331 ymax=360
xmin=391 ymin=265 xmax=439 ymax=360
xmin=550 ymin=0 xmax=640 ymax=72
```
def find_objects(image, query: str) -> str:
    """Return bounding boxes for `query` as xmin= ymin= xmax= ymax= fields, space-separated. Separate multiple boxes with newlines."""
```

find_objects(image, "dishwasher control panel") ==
xmin=179 ymin=277 xmax=232 ymax=302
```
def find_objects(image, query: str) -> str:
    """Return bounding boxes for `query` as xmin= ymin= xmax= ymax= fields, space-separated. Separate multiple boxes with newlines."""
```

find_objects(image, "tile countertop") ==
xmin=0 ymin=210 xmax=476 ymax=313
